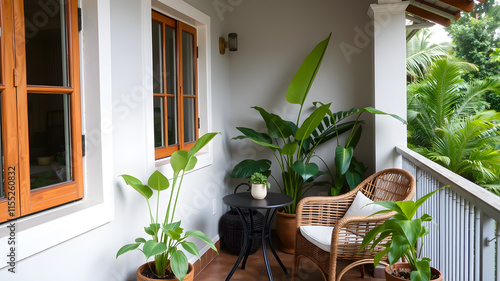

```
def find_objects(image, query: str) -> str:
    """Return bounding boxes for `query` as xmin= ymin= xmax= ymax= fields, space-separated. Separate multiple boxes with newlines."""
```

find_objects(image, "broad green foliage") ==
xmin=407 ymin=58 xmax=500 ymax=194
xmin=446 ymin=2 xmax=500 ymax=110
xmin=406 ymin=29 xmax=451 ymax=81
xmin=415 ymin=111 xmax=500 ymax=194
xmin=231 ymin=34 xmax=405 ymax=212
xmin=116 ymin=133 xmax=219 ymax=281
xmin=361 ymin=188 xmax=444 ymax=281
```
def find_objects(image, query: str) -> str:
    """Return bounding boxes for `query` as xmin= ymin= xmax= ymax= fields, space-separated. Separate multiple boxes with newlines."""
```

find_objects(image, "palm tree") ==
xmin=415 ymin=111 xmax=500 ymax=193
xmin=406 ymin=29 xmax=451 ymax=81
xmin=407 ymin=59 xmax=490 ymax=148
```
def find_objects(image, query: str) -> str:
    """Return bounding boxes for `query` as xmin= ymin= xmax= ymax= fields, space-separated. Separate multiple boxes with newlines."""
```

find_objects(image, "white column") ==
xmin=370 ymin=1 xmax=409 ymax=171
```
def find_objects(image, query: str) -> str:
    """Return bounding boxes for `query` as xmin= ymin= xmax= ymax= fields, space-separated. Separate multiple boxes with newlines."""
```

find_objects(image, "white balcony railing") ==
xmin=397 ymin=146 xmax=500 ymax=281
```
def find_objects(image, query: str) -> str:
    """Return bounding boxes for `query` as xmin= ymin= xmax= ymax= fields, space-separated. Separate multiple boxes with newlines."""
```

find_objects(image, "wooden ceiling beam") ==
xmin=414 ymin=0 xmax=461 ymax=20
xmin=406 ymin=5 xmax=451 ymax=26
xmin=437 ymin=0 xmax=474 ymax=13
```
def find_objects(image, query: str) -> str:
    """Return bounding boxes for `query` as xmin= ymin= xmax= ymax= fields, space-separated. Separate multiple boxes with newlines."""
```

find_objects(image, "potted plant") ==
xmin=360 ymin=187 xmax=444 ymax=281
xmin=249 ymin=172 xmax=271 ymax=199
xmin=116 ymin=133 xmax=220 ymax=281
xmin=230 ymin=34 xmax=405 ymax=253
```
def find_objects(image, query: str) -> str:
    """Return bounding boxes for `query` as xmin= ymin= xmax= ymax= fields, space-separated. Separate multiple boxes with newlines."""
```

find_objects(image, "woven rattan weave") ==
xmin=291 ymin=168 xmax=416 ymax=281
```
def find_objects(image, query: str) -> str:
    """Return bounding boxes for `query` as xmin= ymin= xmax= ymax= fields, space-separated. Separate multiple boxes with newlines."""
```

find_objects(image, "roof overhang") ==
xmin=406 ymin=0 xmax=487 ymax=26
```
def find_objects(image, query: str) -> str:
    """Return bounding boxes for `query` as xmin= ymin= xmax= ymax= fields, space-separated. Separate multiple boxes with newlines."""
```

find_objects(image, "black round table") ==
xmin=222 ymin=192 xmax=294 ymax=281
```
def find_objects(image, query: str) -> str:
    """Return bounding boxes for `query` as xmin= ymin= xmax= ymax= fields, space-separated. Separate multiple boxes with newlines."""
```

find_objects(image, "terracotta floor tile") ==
xmin=195 ymin=239 xmax=382 ymax=281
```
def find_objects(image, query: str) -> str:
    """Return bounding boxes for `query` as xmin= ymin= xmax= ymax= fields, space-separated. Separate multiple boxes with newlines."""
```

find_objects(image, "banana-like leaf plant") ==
xmin=360 ymin=187 xmax=445 ymax=281
xmin=313 ymin=106 xmax=406 ymax=195
xmin=116 ymin=133 xmax=220 ymax=281
xmin=231 ymin=34 xmax=406 ymax=213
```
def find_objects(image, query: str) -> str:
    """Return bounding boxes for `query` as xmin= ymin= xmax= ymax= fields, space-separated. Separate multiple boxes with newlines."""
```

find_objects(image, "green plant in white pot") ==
xmin=116 ymin=133 xmax=220 ymax=281
xmin=249 ymin=172 xmax=270 ymax=199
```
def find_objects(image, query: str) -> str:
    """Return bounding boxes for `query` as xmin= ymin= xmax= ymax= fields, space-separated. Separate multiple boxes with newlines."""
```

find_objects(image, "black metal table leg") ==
xmin=222 ymin=192 xmax=293 ymax=281
xmin=241 ymin=209 xmax=255 ymax=269
xmin=267 ymin=208 xmax=288 ymax=274
xmin=262 ymin=209 xmax=273 ymax=281
xmin=225 ymin=207 xmax=250 ymax=281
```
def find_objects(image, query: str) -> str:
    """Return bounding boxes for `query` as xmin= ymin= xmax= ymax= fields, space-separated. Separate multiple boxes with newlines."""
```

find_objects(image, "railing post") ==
xmin=481 ymin=211 xmax=495 ymax=281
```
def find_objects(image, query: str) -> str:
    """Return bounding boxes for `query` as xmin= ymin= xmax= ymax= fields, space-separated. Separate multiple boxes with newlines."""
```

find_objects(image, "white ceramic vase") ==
xmin=251 ymin=183 xmax=267 ymax=199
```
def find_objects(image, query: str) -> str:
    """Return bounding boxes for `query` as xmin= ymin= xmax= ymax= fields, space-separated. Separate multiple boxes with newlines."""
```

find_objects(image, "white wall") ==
xmin=226 ymin=0 xmax=378 ymax=194
xmin=0 ymin=1 xmax=232 ymax=280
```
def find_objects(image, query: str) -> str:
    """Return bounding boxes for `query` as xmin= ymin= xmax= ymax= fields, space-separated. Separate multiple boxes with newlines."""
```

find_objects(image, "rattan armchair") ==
xmin=291 ymin=168 xmax=416 ymax=281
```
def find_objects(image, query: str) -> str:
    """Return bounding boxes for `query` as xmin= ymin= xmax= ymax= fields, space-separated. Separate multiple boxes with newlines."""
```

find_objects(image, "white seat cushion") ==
xmin=299 ymin=225 xmax=361 ymax=253
xmin=344 ymin=191 xmax=387 ymax=217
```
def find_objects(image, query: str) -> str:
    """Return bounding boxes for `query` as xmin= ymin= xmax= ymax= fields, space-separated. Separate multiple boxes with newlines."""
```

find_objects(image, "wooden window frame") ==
xmin=153 ymin=11 xmax=199 ymax=160
xmin=0 ymin=0 xmax=83 ymax=223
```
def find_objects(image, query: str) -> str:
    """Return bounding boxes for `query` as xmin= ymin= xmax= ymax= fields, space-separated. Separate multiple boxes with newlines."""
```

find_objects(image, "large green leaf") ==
xmin=253 ymin=106 xmax=293 ymax=139
xmin=388 ymin=234 xmax=408 ymax=264
xmin=230 ymin=159 xmax=272 ymax=178
xmin=188 ymin=132 xmax=220 ymax=158
xmin=282 ymin=142 xmax=298 ymax=156
xmin=345 ymin=169 xmax=362 ymax=190
xmin=286 ymin=33 xmax=331 ymax=106
xmin=291 ymin=161 xmax=319 ymax=182
xmin=142 ymin=240 xmax=167 ymax=259
xmin=295 ymin=103 xmax=331 ymax=140
xmin=116 ymin=243 xmax=140 ymax=258
xmin=185 ymin=156 xmax=198 ymax=171
xmin=148 ymin=170 xmax=169 ymax=191
xmin=396 ymin=200 xmax=417 ymax=220
xmin=185 ymin=230 xmax=218 ymax=252
xmin=233 ymin=127 xmax=280 ymax=149
xmin=335 ymin=145 xmax=353 ymax=175
xmin=360 ymin=107 xmax=407 ymax=125
xmin=411 ymin=258 xmax=431 ymax=281
xmin=171 ymin=150 xmax=189 ymax=174
xmin=399 ymin=219 xmax=422 ymax=246
xmin=181 ymin=241 xmax=201 ymax=260
xmin=170 ymin=249 xmax=189 ymax=281
xmin=119 ymin=175 xmax=153 ymax=199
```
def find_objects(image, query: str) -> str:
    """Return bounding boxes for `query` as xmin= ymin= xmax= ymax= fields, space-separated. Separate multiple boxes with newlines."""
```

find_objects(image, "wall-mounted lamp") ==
xmin=219 ymin=33 xmax=237 ymax=55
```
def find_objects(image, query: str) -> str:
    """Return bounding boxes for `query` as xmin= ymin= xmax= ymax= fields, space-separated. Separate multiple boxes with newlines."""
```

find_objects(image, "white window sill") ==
xmin=0 ymin=198 xmax=113 ymax=269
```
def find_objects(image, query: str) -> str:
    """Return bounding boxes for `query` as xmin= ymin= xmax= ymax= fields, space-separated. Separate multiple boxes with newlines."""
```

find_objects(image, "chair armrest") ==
xmin=329 ymin=212 xmax=394 ymax=253
xmin=296 ymin=188 xmax=360 ymax=229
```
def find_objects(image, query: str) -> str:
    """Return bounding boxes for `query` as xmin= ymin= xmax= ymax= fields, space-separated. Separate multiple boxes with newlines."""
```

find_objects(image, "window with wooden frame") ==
xmin=152 ymin=11 xmax=199 ymax=159
xmin=0 ymin=0 xmax=83 ymax=223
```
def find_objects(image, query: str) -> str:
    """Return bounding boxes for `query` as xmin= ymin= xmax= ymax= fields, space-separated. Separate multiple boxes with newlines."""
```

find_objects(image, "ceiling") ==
xmin=406 ymin=0 xmax=487 ymax=26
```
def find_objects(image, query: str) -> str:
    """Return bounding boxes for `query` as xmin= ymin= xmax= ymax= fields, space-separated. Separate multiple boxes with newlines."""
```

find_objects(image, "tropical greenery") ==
xmin=406 ymin=18 xmax=500 ymax=194
xmin=446 ymin=0 xmax=500 ymax=110
xmin=231 ymin=34 xmax=405 ymax=213
xmin=406 ymin=29 xmax=450 ymax=81
xmin=361 ymin=187 xmax=444 ymax=281
xmin=116 ymin=133 xmax=219 ymax=281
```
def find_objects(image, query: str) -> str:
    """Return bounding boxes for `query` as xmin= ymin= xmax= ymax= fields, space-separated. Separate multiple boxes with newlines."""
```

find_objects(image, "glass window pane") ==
xmin=182 ymin=31 xmax=194 ymax=95
xmin=167 ymin=97 xmax=178 ymax=146
xmin=183 ymin=98 xmax=196 ymax=143
xmin=24 ymin=0 xmax=69 ymax=86
xmin=28 ymin=93 xmax=72 ymax=190
xmin=154 ymin=97 xmax=164 ymax=148
xmin=152 ymin=21 xmax=163 ymax=94
xmin=166 ymin=26 xmax=176 ymax=95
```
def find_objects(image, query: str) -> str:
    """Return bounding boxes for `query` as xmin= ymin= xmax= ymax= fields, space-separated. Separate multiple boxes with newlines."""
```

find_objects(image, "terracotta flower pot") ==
xmin=385 ymin=263 xmax=443 ymax=281
xmin=136 ymin=261 xmax=195 ymax=281
xmin=276 ymin=209 xmax=296 ymax=254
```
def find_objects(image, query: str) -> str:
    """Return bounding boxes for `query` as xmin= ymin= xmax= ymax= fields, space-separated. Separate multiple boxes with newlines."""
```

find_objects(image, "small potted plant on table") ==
xmin=116 ymin=133 xmax=219 ymax=281
xmin=249 ymin=172 xmax=271 ymax=199
xmin=360 ymin=187 xmax=444 ymax=281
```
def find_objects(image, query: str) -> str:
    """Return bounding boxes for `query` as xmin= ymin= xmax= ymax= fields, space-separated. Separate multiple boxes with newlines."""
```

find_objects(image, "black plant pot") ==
xmin=221 ymin=208 xmax=264 ymax=255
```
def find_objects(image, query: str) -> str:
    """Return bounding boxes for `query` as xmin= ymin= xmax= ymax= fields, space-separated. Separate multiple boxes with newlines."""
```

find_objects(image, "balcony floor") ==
xmin=195 ymin=240 xmax=385 ymax=281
